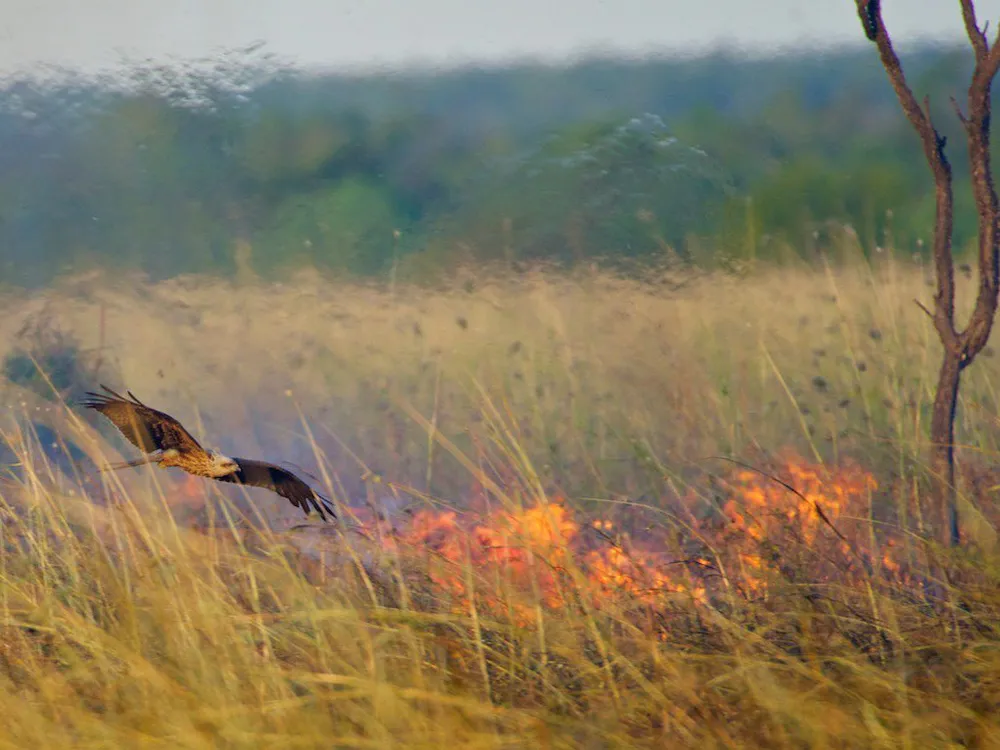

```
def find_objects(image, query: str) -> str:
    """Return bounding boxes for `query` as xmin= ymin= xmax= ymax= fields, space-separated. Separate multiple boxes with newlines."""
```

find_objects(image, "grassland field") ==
xmin=0 ymin=254 xmax=997 ymax=747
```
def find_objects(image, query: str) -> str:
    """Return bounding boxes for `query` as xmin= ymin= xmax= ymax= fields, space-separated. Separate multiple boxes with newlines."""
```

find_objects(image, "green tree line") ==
xmin=0 ymin=42 xmax=985 ymax=286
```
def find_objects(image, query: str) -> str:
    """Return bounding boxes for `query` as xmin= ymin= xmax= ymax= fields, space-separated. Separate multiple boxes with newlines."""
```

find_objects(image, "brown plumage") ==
xmin=81 ymin=386 xmax=207 ymax=460
xmin=80 ymin=385 xmax=335 ymax=521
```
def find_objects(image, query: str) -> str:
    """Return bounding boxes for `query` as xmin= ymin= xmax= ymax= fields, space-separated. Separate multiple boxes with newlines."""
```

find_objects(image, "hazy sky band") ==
xmin=0 ymin=0 xmax=996 ymax=76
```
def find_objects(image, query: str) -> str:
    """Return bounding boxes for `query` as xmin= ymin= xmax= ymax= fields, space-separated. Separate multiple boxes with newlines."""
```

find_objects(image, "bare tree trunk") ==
xmin=930 ymin=352 xmax=962 ymax=545
xmin=856 ymin=0 xmax=1000 ymax=546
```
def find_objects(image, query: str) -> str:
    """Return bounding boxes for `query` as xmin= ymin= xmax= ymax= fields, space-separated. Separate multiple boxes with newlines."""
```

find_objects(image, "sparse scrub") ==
xmin=0 ymin=257 xmax=999 ymax=746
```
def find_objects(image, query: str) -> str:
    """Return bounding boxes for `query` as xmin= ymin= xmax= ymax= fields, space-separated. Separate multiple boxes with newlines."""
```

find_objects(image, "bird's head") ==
xmin=207 ymin=451 xmax=240 ymax=477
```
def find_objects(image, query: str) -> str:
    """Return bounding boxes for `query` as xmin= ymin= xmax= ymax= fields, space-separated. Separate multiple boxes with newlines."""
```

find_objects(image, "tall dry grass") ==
xmin=0 ymin=255 xmax=997 ymax=746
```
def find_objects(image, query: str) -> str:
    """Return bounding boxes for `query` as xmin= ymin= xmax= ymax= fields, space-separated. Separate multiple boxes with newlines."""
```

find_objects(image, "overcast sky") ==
xmin=0 ymin=0 xmax=998 ymax=77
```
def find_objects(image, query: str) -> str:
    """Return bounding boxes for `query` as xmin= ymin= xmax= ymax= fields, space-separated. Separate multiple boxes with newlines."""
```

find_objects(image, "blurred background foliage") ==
xmin=0 ymin=42 xmax=986 ymax=286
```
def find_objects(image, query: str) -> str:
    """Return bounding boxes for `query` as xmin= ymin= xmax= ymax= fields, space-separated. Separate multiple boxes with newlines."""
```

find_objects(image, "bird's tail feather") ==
xmin=99 ymin=455 xmax=159 ymax=472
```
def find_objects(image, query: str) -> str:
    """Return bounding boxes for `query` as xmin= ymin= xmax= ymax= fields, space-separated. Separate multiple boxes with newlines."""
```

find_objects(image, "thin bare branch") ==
xmin=914 ymin=298 xmax=934 ymax=321
xmin=960 ymin=0 xmax=988 ymax=58
xmin=976 ymin=47 xmax=1000 ymax=92
xmin=857 ymin=3 xmax=933 ymax=142
xmin=855 ymin=0 xmax=959 ymax=354
xmin=951 ymin=95 xmax=968 ymax=125
xmin=856 ymin=0 xmax=879 ymax=40
xmin=956 ymin=6 xmax=1000 ymax=364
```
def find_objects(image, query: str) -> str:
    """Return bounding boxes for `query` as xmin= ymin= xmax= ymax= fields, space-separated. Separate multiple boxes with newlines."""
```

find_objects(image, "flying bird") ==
xmin=80 ymin=385 xmax=336 ymax=522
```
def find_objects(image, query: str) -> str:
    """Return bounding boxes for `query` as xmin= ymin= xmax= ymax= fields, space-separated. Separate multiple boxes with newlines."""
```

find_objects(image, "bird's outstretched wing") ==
xmin=80 ymin=385 xmax=205 ymax=455
xmin=215 ymin=457 xmax=336 ymax=522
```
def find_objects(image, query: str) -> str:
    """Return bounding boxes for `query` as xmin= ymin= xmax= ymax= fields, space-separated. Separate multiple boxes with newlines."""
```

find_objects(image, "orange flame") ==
xmin=361 ymin=452 xmax=899 ymax=622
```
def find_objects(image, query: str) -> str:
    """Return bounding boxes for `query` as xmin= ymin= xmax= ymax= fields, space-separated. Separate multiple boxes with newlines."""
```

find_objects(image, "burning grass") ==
xmin=0 ymin=256 xmax=999 ymax=745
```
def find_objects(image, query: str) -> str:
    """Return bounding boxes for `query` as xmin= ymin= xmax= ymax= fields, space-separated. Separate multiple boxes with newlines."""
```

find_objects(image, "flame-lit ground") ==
xmin=335 ymin=452 xmax=917 ymax=633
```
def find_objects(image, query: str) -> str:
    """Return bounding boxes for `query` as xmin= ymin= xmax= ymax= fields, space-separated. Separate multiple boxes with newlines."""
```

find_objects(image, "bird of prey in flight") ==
xmin=81 ymin=385 xmax=335 ymax=521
